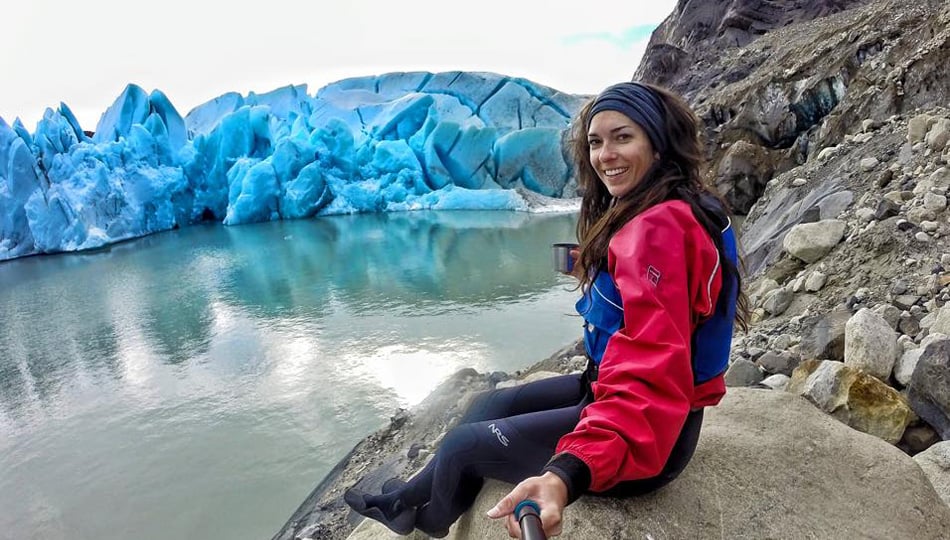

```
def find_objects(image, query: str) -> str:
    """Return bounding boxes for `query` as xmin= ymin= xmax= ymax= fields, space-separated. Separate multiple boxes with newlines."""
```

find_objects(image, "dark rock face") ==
xmin=634 ymin=0 xmax=950 ymax=214
xmin=636 ymin=0 xmax=872 ymax=90
xmin=739 ymin=175 xmax=846 ymax=275
xmin=908 ymin=340 xmax=950 ymax=439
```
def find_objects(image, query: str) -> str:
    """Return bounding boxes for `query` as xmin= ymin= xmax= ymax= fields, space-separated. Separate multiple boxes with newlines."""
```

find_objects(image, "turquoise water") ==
xmin=0 ymin=211 xmax=581 ymax=540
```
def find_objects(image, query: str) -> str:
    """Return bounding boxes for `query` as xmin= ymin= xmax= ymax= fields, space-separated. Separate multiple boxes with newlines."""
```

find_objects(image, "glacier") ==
xmin=0 ymin=72 xmax=587 ymax=261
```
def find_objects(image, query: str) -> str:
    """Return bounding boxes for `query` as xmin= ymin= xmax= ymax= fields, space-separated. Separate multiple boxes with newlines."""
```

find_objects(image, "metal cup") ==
xmin=552 ymin=243 xmax=579 ymax=274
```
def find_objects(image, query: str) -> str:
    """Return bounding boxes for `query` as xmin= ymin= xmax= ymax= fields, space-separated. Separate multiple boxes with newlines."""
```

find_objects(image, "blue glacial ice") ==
xmin=0 ymin=72 xmax=587 ymax=260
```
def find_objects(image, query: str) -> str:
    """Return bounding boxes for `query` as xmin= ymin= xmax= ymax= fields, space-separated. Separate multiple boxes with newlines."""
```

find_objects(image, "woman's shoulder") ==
xmin=617 ymin=199 xmax=700 ymax=235
xmin=608 ymin=199 xmax=718 ymax=261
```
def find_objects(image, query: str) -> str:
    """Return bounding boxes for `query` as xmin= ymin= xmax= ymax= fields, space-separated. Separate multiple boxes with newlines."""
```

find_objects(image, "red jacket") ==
xmin=553 ymin=200 xmax=727 ymax=493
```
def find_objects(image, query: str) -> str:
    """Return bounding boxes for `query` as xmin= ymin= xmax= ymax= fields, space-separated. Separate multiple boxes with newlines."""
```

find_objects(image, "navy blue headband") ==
xmin=588 ymin=82 xmax=668 ymax=156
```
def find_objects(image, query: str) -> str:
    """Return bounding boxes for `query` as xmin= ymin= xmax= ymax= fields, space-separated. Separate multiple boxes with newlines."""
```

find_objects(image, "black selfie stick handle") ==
xmin=514 ymin=500 xmax=547 ymax=540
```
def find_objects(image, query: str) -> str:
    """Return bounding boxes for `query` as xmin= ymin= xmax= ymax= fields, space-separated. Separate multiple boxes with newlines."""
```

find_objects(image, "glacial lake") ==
xmin=0 ymin=210 xmax=582 ymax=540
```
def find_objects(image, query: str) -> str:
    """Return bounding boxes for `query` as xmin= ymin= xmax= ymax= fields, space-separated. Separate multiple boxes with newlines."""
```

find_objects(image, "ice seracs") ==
xmin=0 ymin=72 xmax=586 ymax=261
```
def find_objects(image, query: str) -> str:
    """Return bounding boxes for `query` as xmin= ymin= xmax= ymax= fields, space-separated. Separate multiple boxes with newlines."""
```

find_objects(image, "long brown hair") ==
xmin=571 ymin=83 xmax=749 ymax=331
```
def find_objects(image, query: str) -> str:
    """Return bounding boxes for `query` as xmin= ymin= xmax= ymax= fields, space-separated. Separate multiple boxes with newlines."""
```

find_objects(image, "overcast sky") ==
xmin=2 ymin=0 xmax=677 ymax=130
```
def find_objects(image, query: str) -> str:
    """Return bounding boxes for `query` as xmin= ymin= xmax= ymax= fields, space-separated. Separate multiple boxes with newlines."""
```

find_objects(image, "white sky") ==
xmin=1 ymin=0 xmax=677 ymax=130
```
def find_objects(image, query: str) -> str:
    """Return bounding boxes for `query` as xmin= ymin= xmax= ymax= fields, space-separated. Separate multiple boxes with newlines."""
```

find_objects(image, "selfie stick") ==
xmin=514 ymin=500 xmax=547 ymax=540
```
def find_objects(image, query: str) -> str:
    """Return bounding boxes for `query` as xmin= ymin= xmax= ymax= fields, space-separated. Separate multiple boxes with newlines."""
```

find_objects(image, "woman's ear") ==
xmin=653 ymin=152 xmax=661 ymax=161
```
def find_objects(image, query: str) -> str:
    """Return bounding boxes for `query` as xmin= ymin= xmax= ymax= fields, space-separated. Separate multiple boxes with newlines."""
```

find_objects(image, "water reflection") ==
xmin=0 ymin=211 xmax=578 ymax=418
xmin=219 ymin=211 xmax=573 ymax=317
xmin=0 ymin=211 xmax=580 ymax=540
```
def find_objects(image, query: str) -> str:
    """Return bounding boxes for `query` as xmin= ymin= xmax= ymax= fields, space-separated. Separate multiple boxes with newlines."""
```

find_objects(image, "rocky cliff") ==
xmin=638 ymin=0 xmax=950 ymax=214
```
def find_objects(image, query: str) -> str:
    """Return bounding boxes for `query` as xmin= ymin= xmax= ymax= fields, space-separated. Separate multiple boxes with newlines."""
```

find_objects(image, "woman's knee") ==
xmin=438 ymin=422 xmax=481 ymax=457
xmin=459 ymin=387 xmax=516 ymax=423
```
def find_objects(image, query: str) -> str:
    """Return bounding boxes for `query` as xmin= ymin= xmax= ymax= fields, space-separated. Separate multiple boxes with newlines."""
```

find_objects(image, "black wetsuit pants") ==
xmin=391 ymin=372 xmax=704 ymax=533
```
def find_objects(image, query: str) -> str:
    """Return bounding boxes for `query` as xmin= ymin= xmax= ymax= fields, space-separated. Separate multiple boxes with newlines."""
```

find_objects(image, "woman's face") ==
xmin=587 ymin=110 xmax=658 ymax=199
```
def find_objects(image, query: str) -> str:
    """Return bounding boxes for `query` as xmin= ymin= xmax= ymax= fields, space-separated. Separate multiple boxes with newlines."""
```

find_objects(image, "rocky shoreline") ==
xmin=271 ymin=341 xmax=587 ymax=540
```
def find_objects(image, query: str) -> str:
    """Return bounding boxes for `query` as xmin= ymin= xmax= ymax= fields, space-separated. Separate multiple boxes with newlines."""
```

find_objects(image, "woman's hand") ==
xmin=486 ymin=471 xmax=569 ymax=537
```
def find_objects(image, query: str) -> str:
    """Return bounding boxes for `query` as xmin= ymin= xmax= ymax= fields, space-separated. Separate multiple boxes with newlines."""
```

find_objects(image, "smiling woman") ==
xmin=586 ymin=110 xmax=659 ymax=199
xmin=342 ymin=82 xmax=749 ymax=538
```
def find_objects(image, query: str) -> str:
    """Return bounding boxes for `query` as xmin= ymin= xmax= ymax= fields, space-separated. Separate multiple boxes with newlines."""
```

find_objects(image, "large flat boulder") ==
xmin=349 ymin=388 xmax=950 ymax=539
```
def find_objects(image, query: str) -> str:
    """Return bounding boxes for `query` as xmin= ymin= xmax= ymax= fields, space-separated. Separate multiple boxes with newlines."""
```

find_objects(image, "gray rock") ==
xmin=854 ymin=287 xmax=871 ymax=302
xmin=799 ymin=310 xmax=850 ymax=361
xmin=893 ymin=295 xmax=921 ymax=310
xmin=896 ymin=348 xmax=925 ymax=387
xmin=796 ymin=360 xmax=851 ymax=413
xmin=790 ymin=275 xmax=807 ymax=292
xmin=928 ymin=304 xmax=950 ymax=335
xmin=908 ymin=339 xmax=950 ymax=439
xmin=877 ymin=169 xmax=895 ymax=188
xmin=715 ymin=140 xmax=774 ymax=213
xmin=783 ymin=219 xmax=847 ymax=263
xmin=804 ymin=271 xmax=828 ymax=292
xmin=760 ymin=373 xmax=791 ymax=390
xmin=567 ymin=355 xmax=588 ymax=372
xmin=817 ymin=146 xmax=839 ymax=161
xmin=750 ymin=278 xmax=780 ymax=306
xmin=898 ymin=334 xmax=917 ymax=351
xmin=884 ymin=190 xmax=906 ymax=204
xmin=891 ymin=279 xmax=910 ymax=295
xmin=860 ymin=157 xmax=880 ymax=171
xmin=756 ymin=351 xmax=800 ymax=376
xmin=921 ymin=220 xmax=940 ymax=232
xmin=916 ymin=231 xmax=933 ymax=243
xmin=914 ymin=441 xmax=950 ymax=508
xmin=923 ymin=192 xmax=948 ymax=212
xmin=790 ymin=360 xmax=913 ymax=444
xmin=739 ymin=179 xmax=847 ymax=276
xmin=762 ymin=287 xmax=793 ymax=315
xmin=909 ymin=114 xmax=935 ymax=144
xmin=418 ymin=389 xmax=950 ymax=540
xmin=899 ymin=142 xmax=915 ymax=164
xmin=762 ymin=257 xmax=806 ymax=286
xmin=931 ymin=167 xmax=950 ymax=186
xmin=817 ymin=190 xmax=854 ymax=220
xmin=875 ymin=198 xmax=902 ymax=220
xmin=902 ymin=424 xmax=941 ymax=455
xmin=856 ymin=207 xmax=876 ymax=222
xmin=908 ymin=205 xmax=938 ymax=224
xmin=724 ymin=358 xmax=764 ymax=387
xmin=844 ymin=308 xmax=899 ymax=381
xmin=926 ymin=118 xmax=950 ymax=152
xmin=899 ymin=313 xmax=921 ymax=337
xmin=924 ymin=333 xmax=949 ymax=346
xmin=915 ymin=173 xmax=939 ymax=196
xmin=771 ymin=333 xmax=794 ymax=351
xmin=873 ymin=303 xmax=902 ymax=330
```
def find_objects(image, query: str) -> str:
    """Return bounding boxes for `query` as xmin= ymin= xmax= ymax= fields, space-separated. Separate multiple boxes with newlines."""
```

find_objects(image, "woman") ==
xmin=344 ymin=81 xmax=748 ymax=538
